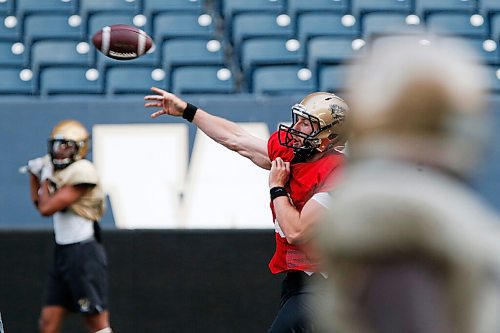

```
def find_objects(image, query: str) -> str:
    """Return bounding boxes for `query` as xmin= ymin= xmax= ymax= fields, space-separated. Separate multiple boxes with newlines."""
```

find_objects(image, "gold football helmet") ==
xmin=48 ymin=119 xmax=89 ymax=169
xmin=279 ymin=92 xmax=349 ymax=159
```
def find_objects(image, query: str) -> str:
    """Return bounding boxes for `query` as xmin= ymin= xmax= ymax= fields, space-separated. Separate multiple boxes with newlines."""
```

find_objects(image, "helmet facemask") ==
xmin=279 ymin=94 xmax=348 ymax=160
xmin=48 ymin=120 xmax=89 ymax=170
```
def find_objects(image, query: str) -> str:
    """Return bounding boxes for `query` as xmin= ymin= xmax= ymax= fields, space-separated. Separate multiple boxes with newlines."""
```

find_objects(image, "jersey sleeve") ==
xmin=58 ymin=160 xmax=99 ymax=187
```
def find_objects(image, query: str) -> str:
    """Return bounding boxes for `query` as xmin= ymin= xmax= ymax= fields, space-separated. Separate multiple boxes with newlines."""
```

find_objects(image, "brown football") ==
xmin=92 ymin=24 xmax=154 ymax=60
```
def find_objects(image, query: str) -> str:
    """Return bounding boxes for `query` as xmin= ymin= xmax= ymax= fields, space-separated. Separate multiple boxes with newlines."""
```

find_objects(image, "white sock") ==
xmin=95 ymin=328 xmax=113 ymax=333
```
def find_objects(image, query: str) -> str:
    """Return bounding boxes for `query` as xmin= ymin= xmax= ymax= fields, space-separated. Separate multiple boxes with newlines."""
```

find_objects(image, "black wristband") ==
xmin=270 ymin=186 xmax=288 ymax=200
xmin=182 ymin=102 xmax=198 ymax=122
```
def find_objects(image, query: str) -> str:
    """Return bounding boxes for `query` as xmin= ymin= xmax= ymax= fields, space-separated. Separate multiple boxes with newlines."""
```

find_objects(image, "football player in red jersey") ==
xmin=145 ymin=89 xmax=348 ymax=332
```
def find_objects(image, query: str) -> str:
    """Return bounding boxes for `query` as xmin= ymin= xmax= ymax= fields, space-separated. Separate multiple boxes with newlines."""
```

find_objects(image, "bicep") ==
xmin=300 ymin=197 xmax=330 ymax=230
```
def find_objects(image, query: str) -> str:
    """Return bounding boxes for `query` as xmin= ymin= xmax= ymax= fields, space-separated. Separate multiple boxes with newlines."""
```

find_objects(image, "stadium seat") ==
xmin=142 ymin=0 xmax=205 ymax=17
xmin=106 ymin=66 xmax=166 ymax=95
xmin=240 ymin=37 xmax=304 ymax=89
xmin=252 ymin=65 xmax=314 ymax=95
xmin=426 ymin=13 xmax=487 ymax=37
xmin=23 ymin=14 xmax=83 ymax=46
xmin=440 ymin=37 xmax=498 ymax=64
xmin=415 ymin=0 xmax=477 ymax=17
xmin=16 ymin=0 xmax=77 ymax=17
xmin=0 ymin=15 xmax=20 ymax=41
xmin=154 ymin=12 xmax=216 ymax=42
xmin=307 ymin=37 xmax=361 ymax=75
xmin=491 ymin=13 xmax=500 ymax=42
xmin=232 ymin=12 xmax=293 ymax=48
xmin=287 ymin=0 xmax=349 ymax=20
xmin=79 ymin=0 xmax=140 ymax=19
xmin=223 ymin=0 xmax=285 ymax=21
xmin=0 ymin=66 xmax=34 ymax=95
xmin=171 ymin=66 xmax=236 ymax=94
xmin=479 ymin=0 xmax=500 ymax=16
xmin=162 ymin=38 xmax=225 ymax=70
xmin=31 ymin=41 xmax=91 ymax=75
xmin=39 ymin=66 xmax=103 ymax=96
xmin=487 ymin=65 xmax=500 ymax=92
xmin=351 ymin=0 xmax=413 ymax=16
xmin=319 ymin=64 xmax=350 ymax=93
xmin=362 ymin=13 xmax=425 ymax=39
xmin=297 ymin=13 xmax=359 ymax=46
xmin=0 ymin=0 xmax=14 ymax=15
xmin=0 ymin=41 xmax=26 ymax=66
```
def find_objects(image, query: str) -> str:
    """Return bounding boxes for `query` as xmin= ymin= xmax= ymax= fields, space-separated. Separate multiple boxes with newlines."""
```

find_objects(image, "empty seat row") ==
xmin=2 ymin=62 xmax=500 ymax=97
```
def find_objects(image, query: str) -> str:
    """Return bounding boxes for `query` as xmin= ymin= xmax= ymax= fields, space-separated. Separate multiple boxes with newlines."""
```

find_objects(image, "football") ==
xmin=92 ymin=24 xmax=154 ymax=60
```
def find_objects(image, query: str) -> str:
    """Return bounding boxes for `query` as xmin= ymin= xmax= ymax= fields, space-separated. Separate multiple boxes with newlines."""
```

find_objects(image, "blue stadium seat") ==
xmin=31 ymin=41 xmax=91 ymax=74
xmin=0 ymin=15 xmax=20 ymax=41
xmin=319 ymin=64 xmax=350 ymax=93
xmin=0 ymin=67 xmax=34 ymax=95
xmin=0 ymin=0 xmax=14 ymax=15
xmin=351 ymin=0 xmax=413 ymax=16
xmin=440 ymin=37 xmax=498 ymax=64
xmin=307 ymin=37 xmax=361 ymax=75
xmin=362 ymin=13 xmax=425 ymax=39
xmin=40 ymin=66 xmax=103 ymax=96
xmin=79 ymin=0 xmax=139 ymax=19
xmin=16 ymin=0 xmax=77 ymax=17
xmin=287 ymin=0 xmax=349 ymax=20
xmin=415 ymin=0 xmax=477 ymax=17
xmin=223 ymin=0 xmax=285 ymax=20
xmin=240 ymin=37 xmax=304 ymax=88
xmin=0 ymin=41 xmax=26 ymax=66
xmin=171 ymin=66 xmax=236 ymax=94
xmin=479 ymin=0 xmax=500 ymax=16
xmin=491 ymin=13 xmax=500 ymax=42
xmin=154 ymin=12 xmax=216 ymax=42
xmin=106 ymin=66 xmax=165 ymax=95
xmin=24 ymin=14 xmax=83 ymax=46
xmin=162 ymin=38 xmax=225 ymax=69
xmin=426 ymin=13 xmax=487 ymax=37
xmin=487 ymin=65 xmax=500 ymax=92
xmin=142 ymin=0 xmax=205 ymax=17
xmin=232 ymin=13 xmax=293 ymax=47
xmin=252 ymin=65 xmax=314 ymax=95
xmin=297 ymin=13 xmax=359 ymax=46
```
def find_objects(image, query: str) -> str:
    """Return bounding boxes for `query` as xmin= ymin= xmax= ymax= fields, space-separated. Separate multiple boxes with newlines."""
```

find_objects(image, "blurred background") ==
xmin=1 ymin=0 xmax=500 ymax=332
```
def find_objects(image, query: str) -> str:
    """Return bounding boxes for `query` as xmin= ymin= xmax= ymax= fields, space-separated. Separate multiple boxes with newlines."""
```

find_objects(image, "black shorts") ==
xmin=43 ymin=239 xmax=109 ymax=314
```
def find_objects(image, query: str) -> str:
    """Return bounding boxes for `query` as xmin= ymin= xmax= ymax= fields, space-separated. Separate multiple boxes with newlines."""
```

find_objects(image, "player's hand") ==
xmin=40 ymin=163 xmax=53 ymax=182
xmin=269 ymin=157 xmax=290 ymax=188
xmin=144 ymin=87 xmax=187 ymax=118
xmin=27 ymin=155 xmax=50 ymax=179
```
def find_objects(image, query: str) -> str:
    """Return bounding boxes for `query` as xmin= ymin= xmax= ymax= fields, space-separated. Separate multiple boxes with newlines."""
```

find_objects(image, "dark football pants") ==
xmin=268 ymin=271 xmax=320 ymax=333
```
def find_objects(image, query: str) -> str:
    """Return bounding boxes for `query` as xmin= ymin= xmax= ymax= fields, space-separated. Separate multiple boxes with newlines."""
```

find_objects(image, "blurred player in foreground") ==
xmin=145 ymin=89 xmax=348 ymax=332
xmin=28 ymin=120 xmax=112 ymax=333
xmin=315 ymin=35 xmax=500 ymax=333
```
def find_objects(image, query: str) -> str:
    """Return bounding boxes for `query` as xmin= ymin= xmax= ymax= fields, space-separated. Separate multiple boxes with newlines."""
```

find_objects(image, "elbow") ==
xmin=38 ymin=206 xmax=54 ymax=217
xmin=286 ymin=232 xmax=306 ymax=245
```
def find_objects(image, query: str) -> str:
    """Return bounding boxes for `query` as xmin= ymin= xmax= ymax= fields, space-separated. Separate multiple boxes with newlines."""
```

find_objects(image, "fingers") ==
xmin=144 ymin=101 xmax=162 ymax=108
xmin=150 ymin=110 xmax=165 ymax=118
xmin=144 ymin=95 xmax=164 ymax=101
xmin=150 ymin=86 xmax=167 ymax=95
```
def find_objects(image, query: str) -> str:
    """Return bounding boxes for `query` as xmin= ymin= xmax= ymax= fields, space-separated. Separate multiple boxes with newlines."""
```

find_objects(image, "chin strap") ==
xmin=292 ymin=146 xmax=316 ymax=163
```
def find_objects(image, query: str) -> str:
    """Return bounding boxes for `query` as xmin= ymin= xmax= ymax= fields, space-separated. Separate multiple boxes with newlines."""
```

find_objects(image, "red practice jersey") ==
xmin=267 ymin=131 xmax=344 ymax=274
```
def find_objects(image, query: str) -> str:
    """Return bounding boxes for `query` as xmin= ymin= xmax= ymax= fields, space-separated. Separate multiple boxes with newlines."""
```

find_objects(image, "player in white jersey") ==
xmin=28 ymin=120 xmax=112 ymax=333
xmin=315 ymin=36 xmax=500 ymax=333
